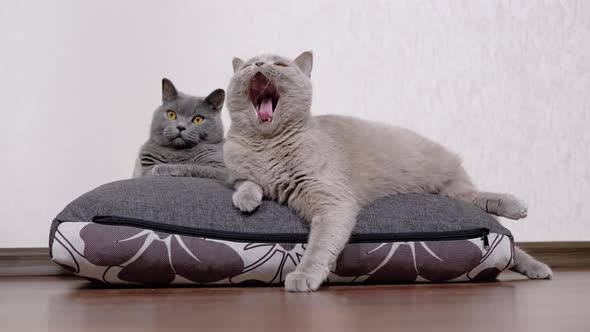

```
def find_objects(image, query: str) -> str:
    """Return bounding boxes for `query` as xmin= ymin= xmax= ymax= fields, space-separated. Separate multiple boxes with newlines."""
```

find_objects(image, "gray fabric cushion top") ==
xmin=53 ymin=177 xmax=511 ymax=239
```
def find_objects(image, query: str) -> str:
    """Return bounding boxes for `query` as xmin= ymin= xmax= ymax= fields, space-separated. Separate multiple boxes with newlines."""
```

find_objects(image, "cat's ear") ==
xmin=162 ymin=78 xmax=178 ymax=102
xmin=232 ymin=57 xmax=244 ymax=73
xmin=204 ymin=89 xmax=225 ymax=111
xmin=293 ymin=51 xmax=313 ymax=78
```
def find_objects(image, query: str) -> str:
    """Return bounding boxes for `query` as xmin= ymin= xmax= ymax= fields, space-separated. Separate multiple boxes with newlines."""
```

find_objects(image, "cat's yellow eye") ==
xmin=274 ymin=62 xmax=288 ymax=67
xmin=166 ymin=110 xmax=177 ymax=120
xmin=193 ymin=116 xmax=204 ymax=124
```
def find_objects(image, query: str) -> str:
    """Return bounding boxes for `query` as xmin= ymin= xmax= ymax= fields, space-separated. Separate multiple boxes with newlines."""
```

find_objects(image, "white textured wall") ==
xmin=1 ymin=1 xmax=589 ymax=247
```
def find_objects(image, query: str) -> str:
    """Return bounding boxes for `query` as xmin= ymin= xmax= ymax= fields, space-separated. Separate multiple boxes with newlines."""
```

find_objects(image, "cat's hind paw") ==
xmin=521 ymin=262 xmax=553 ymax=279
xmin=512 ymin=261 xmax=553 ymax=279
xmin=284 ymin=271 xmax=324 ymax=292
xmin=488 ymin=194 xmax=528 ymax=220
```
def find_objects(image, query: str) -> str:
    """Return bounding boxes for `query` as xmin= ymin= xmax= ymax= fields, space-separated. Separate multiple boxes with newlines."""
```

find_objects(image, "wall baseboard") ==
xmin=0 ymin=248 xmax=66 ymax=276
xmin=517 ymin=242 xmax=590 ymax=269
xmin=1 ymin=242 xmax=589 ymax=277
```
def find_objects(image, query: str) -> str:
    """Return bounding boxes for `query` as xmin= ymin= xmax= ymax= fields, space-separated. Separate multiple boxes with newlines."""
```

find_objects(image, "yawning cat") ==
xmin=224 ymin=52 xmax=552 ymax=292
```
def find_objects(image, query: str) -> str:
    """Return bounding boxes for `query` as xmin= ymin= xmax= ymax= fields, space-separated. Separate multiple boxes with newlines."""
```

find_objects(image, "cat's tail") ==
xmin=510 ymin=246 xmax=553 ymax=279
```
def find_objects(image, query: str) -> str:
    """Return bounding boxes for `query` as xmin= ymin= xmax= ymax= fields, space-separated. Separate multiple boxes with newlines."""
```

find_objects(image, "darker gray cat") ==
xmin=133 ymin=78 xmax=227 ymax=179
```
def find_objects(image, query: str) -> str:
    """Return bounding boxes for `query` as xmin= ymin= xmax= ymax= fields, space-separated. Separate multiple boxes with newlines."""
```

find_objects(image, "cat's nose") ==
xmin=255 ymin=62 xmax=264 ymax=67
xmin=176 ymin=125 xmax=185 ymax=132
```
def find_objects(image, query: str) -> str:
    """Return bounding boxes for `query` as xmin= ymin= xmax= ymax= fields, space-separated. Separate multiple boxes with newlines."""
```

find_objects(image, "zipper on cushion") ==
xmin=482 ymin=233 xmax=490 ymax=250
xmin=93 ymin=216 xmax=490 ymax=245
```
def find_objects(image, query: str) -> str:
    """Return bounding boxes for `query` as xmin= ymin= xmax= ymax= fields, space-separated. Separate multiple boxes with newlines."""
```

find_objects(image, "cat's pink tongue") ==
xmin=257 ymin=98 xmax=273 ymax=122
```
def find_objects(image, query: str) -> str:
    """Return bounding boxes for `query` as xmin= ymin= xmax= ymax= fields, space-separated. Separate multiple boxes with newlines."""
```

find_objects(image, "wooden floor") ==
xmin=1 ymin=269 xmax=588 ymax=332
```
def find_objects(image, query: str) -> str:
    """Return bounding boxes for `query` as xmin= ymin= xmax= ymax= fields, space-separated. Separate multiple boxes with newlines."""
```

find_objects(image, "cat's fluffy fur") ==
xmin=224 ymin=52 xmax=552 ymax=292
xmin=133 ymin=78 xmax=226 ymax=179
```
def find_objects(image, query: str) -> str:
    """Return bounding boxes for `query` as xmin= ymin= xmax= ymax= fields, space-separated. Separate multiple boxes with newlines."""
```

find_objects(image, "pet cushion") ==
xmin=49 ymin=177 xmax=514 ymax=285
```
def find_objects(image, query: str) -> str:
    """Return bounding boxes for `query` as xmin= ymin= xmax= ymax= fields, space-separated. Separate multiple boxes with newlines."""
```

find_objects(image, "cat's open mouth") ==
xmin=249 ymin=73 xmax=279 ymax=124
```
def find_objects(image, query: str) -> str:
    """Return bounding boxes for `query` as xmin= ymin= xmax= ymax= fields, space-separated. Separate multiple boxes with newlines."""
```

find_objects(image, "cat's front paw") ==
xmin=150 ymin=164 xmax=190 ymax=177
xmin=284 ymin=270 xmax=324 ymax=292
xmin=232 ymin=186 xmax=262 ymax=213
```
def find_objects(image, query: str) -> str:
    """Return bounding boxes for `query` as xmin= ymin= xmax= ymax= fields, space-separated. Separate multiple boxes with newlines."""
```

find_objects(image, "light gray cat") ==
xmin=133 ymin=78 xmax=226 ymax=179
xmin=224 ymin=52 xmax=552 ymax=292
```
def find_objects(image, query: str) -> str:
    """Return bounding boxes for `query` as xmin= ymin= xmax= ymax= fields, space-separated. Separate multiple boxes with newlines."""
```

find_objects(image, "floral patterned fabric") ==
xmin=51 ymin=221 xmax=514 ymax=285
